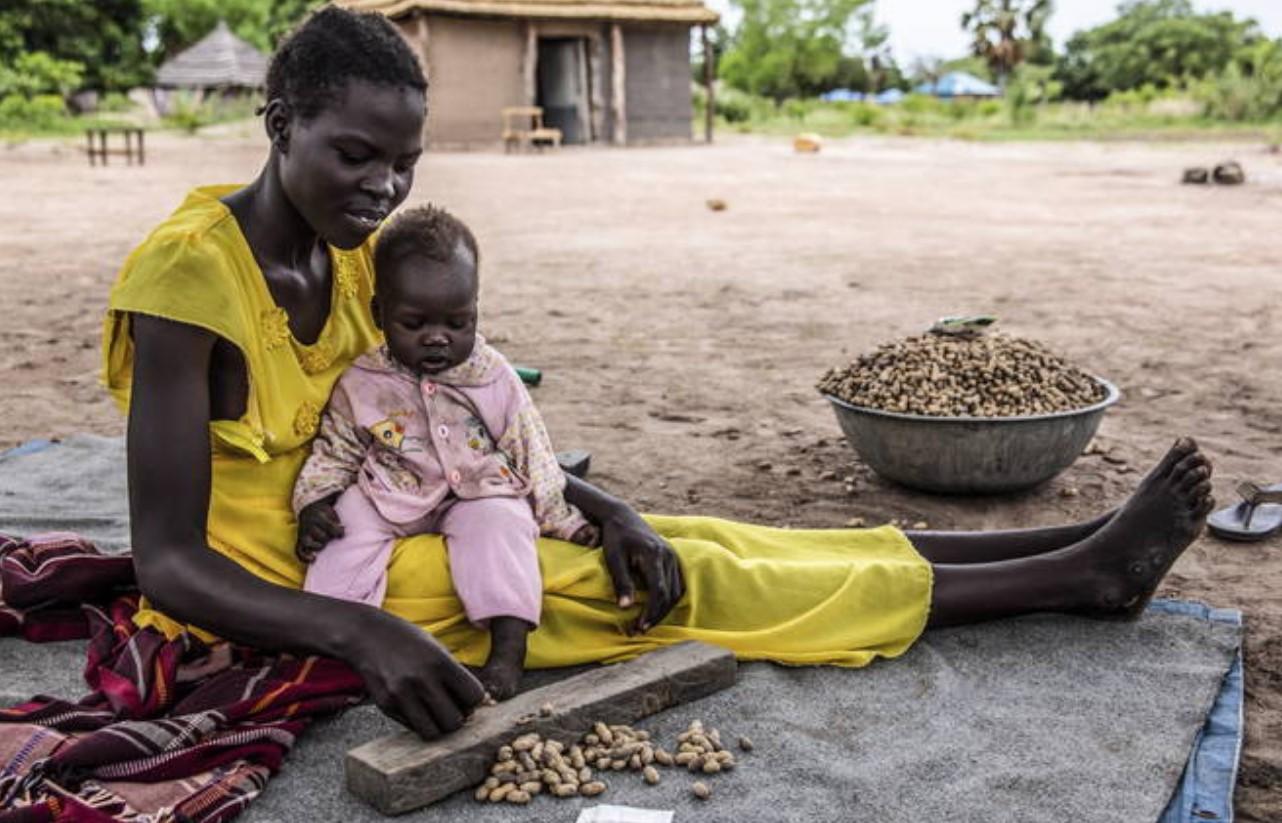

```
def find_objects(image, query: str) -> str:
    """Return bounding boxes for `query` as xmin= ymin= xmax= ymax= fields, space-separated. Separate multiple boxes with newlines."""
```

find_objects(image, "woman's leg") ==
xmin=927 ymin=438 xmax=1214 ymax=627
xmin=905 ymin=509 xmax=1116 ymax=564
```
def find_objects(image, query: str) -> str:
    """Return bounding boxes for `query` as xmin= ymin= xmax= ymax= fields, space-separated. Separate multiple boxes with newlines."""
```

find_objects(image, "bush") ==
xmin=848 ymin=102 xmax=882 ymax=127
xmin=712 ymin=88 xmax=755 ymax=124
xmin=98 ymin=92 xmax=135 ymax=113
xmin=0 ymin=94 xmax=69 ymax=131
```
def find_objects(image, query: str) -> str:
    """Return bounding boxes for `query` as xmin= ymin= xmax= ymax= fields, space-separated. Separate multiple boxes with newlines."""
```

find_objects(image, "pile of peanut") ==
xmin=817 ymin=333 xmax=1106 ymax=418
xmin=473 ymin=719 xmax=750 ymax=805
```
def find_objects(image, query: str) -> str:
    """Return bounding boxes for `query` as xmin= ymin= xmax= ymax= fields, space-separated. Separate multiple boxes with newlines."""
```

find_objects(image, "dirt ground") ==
xmin=1 ymin=129 xmax=1279 ymax=818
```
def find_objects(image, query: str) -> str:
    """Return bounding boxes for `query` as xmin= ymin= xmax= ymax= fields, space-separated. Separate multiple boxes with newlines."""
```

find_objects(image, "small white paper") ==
xmin=574 ymin=804 xmax=675 ymax=823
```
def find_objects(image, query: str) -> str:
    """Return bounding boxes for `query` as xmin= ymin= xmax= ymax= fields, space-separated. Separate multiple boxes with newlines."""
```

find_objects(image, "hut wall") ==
xmin=407 ymin=15 xmax=527 ymax=145
xmin=622 ymin=25 xmax=692 ymax=142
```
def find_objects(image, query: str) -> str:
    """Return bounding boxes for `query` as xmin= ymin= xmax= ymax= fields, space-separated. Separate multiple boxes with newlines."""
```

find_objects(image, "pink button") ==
xmin=450 ymin=470 xmax=462 ymax=484
xmin=423 ymin=383 xmax=436 ymax=396
xmin=437 ymin=424 xmax=449 ymax=438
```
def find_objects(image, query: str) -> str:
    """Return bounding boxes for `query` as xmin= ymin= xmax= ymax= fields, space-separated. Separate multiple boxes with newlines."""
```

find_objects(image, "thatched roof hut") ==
xmin=339 ymin=0 xmax=718 ymax=146
xmin=155 ymin=21 xmax=269 ymax=89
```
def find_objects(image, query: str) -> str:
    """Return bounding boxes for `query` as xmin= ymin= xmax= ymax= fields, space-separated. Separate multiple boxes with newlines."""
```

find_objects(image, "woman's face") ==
xmin=278 ymin=80 xmax=426 ymax=250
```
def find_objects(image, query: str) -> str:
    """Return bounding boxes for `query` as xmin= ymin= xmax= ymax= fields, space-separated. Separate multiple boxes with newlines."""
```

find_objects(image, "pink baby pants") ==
xmin=303 ymin=486 xmax=542 ymax=626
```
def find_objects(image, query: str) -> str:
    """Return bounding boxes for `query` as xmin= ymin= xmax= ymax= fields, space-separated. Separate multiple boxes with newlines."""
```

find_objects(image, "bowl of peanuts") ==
xmin=817 ymin=329 xmax=1120 ymax=494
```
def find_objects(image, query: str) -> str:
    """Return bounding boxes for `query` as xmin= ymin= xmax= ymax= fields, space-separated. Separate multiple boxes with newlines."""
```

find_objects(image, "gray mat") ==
xmin=0 ymin=437 xmax=1243 ymax=822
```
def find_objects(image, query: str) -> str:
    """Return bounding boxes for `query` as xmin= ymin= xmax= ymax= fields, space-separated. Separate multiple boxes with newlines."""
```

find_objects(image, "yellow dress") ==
xmin=102 ymin=185 xmax=933 ymax=669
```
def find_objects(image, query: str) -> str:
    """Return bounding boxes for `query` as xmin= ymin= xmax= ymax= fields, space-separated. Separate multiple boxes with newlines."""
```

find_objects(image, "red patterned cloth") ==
xmin=0 ymin=534 xmax=366 ymax=822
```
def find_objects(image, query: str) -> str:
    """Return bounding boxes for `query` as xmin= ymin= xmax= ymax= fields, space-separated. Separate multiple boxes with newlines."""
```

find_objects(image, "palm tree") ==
xmin=960 ymin=0 xmax=1053 ymax=86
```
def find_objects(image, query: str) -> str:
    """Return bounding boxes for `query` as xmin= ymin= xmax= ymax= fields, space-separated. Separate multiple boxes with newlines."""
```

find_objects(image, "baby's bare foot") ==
xmin=1075 ymin=437 xmax=1214 ymax=617
xmin=477 ymin=657 xmax=524 ymax=701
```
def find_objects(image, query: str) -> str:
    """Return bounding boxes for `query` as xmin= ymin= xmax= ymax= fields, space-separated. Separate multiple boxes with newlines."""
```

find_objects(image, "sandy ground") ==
xmin=1 ymin=128 xmax=1279 ymax=818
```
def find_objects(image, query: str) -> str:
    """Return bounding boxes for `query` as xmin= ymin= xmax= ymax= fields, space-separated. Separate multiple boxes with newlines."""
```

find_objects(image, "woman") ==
xmin=106 ymin=7 xmax=1214 ymax=742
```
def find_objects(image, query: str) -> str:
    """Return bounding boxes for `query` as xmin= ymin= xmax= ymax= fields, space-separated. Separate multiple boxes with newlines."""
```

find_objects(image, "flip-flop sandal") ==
xmin=1208 ymin=481 xmax=1282 ymax=541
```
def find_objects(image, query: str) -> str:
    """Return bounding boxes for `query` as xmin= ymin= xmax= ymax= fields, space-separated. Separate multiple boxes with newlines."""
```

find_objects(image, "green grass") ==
xmin=712 ymin=94 xmax=1282 ymax=144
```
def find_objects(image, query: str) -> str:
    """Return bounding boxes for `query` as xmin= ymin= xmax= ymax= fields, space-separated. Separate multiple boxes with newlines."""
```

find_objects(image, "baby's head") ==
xmin=373 ymin=205 xmax=480 ymax=375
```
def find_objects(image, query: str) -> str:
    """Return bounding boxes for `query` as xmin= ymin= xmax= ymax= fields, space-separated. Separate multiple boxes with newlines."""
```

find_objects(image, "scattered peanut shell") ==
xmin=539 ymin=702 xmax=554 ymax=717
xmin=553 ymin=783 xmax=579 ymax=798
xmin=738 ymin=736 xmax=754 ymax=752
xmin=643 ymin=766 xmax=660 ymax=785
xmin=692 ymin=781 xmax=711 ymax=800
xmin=580 ymin=781 xmax=607 ymax=797
xmin=506 ymin=789 xmax=531 ymax=805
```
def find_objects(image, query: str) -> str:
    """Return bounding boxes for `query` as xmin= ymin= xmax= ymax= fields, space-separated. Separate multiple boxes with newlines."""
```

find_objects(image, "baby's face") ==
xmin=378 ymin=250 xmax=478 ymax=375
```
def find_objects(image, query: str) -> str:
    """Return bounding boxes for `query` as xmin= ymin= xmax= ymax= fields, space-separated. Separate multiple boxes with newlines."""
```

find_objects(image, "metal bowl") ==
xmin=823 ymin=379 xmax=1121 ymax=494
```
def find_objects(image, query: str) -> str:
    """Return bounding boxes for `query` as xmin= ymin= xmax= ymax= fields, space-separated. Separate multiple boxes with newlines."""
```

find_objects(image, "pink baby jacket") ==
xmin=293 ymin=336 xmax=594 ymax=542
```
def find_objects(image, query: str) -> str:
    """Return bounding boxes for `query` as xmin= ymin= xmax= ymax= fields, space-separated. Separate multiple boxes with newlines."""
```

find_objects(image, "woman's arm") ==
xmin=563 ymin=474 xmax=685 ymax=634
xmin=127 ymin=314 xmax=484 ymax=738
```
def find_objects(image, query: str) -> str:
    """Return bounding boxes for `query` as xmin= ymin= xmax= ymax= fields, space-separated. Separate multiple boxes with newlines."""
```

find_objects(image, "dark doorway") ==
xmin=536 ymin=38 xmax=590 ymax=144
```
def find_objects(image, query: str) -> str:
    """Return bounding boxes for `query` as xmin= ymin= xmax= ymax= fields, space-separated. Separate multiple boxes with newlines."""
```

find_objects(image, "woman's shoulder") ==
xmin=108 ymin=186 xmax=263 ymax=338
xmin=112 ymin=187 xmax=248 ymax=299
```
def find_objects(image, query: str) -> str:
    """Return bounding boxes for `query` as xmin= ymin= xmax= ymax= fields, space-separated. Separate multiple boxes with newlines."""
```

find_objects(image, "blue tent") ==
xmin=872 ymin=88 xmax=905 ymax=105
xmin=820 ymin=89 xmax=866 ymax=102
xmin=914 ymin=71 xmax=1001 ymax=99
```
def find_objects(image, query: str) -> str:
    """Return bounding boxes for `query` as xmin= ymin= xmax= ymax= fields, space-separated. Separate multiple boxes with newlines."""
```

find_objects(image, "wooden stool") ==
xmin=501 ymin=106 xmax=562 ymax=153
xmin=85 ymin=128 xmax=146 ymax=166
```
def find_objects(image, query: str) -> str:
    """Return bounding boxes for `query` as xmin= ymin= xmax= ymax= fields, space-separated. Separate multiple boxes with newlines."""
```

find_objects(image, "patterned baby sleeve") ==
xmin=496 ymin=371 xmax=598 ymax=546
xmin=291 ymin=381 xmax=369 ymax=515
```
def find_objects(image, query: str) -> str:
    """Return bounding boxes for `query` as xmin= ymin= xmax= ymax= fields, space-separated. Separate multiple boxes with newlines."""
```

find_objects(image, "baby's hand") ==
xmin=295 ymin=498 xmax=344 ymax=563
xmin=569 ymin=523 xmax=600 ymax=547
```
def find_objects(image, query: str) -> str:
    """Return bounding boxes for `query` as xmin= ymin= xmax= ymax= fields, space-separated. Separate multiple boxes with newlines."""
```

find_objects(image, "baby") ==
xmin=292 ymin=204 xmax=596 ymax=699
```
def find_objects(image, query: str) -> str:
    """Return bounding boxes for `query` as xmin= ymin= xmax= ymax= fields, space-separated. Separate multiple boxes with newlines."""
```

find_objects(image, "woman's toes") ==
xmin=1171 ymin=452 xmax=1206 ymax=482
xmin=1178 ymin=467 xmax=1210 ymax=495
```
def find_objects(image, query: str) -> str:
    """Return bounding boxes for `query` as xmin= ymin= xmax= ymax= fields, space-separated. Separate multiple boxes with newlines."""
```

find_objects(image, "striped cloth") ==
xmin=0 ymin=533 xmax=366 ymax=822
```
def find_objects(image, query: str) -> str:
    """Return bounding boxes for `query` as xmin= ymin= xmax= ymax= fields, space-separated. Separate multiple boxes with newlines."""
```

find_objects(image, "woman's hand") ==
xmin=295 ymin=497 xmax=344 ymax=563
xmin=344 ymin=608 xmax=487 ymax=740
xmin=599 ymin=506 xmax=686 ymax=635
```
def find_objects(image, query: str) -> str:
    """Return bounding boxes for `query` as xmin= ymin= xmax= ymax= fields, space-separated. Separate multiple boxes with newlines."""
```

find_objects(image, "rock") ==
xmin=1181 ymin=167 xmax=1210 ymax=185
xmin=706 ymin=198 xmax=727 ymax=211
xmin=1212 ymin=161 xmax=1245 ymax=185
xmin=793 ymin=133 xmax=823 ymax=153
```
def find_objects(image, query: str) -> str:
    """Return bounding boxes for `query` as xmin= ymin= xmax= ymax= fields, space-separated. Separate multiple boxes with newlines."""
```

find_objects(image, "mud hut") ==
xmin=339 ymin=0 xmax=719 ymax=146
xmin=155 ymin=21 xmax=269 ymax=92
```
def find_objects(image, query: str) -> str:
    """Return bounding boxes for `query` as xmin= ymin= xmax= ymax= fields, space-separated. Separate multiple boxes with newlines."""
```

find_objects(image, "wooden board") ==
xmin=345 ymin=641 xmax=737 ymax=814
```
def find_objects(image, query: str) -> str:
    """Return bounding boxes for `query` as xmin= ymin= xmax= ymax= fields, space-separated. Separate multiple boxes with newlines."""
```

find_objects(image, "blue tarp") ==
xmin=873 ymin=88 xmax=905 ymax=105
xmin=820 ymin=89 xmax=865 ymax=102
xmin=915 ymin=71 xmax=1001 ymax=98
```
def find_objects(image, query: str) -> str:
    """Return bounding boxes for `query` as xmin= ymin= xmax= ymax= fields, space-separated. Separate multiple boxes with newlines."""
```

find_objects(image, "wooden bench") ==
xmin=501 ymin=106 xmax=562 ymax=153
xmin=84 ymin=128 xmax=145 ymax=167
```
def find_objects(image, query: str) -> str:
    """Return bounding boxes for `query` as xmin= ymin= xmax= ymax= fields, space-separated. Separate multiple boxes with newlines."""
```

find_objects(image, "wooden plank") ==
xmin=702 ymin=24 xmax=714 ymax=144
xmin=610 ymin=23 xmax=626 ymax=144
xmin=523 ymin=22 xmax=538 ymax=105
xmin=345 ymin=641 xmax=736 ymax=815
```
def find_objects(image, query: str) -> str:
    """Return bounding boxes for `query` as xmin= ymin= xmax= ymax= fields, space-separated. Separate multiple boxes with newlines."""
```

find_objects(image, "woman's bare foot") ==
xmin=1071 ymin=437 xmax=1214 ymax=617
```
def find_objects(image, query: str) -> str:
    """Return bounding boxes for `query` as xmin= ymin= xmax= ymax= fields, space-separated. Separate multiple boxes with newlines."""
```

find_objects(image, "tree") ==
xmin=1055 ymin=0 xmax=1262 ymax=101
xmin=0 ymin=0 xmax=151 ymax=92
xmin=960 ymin=0 xmax=1054 ymax=85
xmin=719 ymin=0 xmax=875 ymax=102
xmin=143 ymin=0 xmax=324 ymax=59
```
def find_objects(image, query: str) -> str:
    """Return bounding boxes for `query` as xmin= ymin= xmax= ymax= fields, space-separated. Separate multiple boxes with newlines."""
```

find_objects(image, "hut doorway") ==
xmin=536 ymin=38 xmax=591 ymax=143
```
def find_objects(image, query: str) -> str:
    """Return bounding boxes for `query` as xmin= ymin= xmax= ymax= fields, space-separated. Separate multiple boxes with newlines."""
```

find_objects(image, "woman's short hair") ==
xmin=266 ymin=5 xmax=427 ymax=122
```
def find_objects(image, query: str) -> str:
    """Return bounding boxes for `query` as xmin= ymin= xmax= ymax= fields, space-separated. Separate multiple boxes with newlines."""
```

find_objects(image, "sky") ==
xmin=703 ymin=0 xmax=1282 ymax=62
